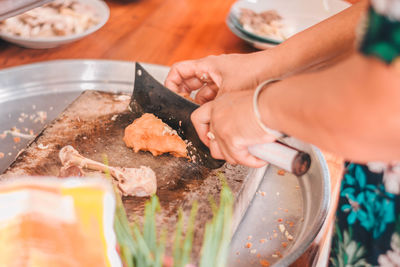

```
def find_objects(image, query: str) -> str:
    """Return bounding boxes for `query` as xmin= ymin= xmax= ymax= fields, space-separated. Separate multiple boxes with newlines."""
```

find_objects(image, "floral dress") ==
xmin=329 ymin=1 xmax=400 ymax=266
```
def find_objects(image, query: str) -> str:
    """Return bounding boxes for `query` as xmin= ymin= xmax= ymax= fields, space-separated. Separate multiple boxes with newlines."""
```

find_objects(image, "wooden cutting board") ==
xmin=1 ymin=90 xmax=264 ymax=260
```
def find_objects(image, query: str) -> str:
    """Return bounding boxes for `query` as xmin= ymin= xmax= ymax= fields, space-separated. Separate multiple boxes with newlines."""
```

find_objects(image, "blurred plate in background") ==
xmin=226 ymin=14 xmax=278 ymax=49
xmin=227 ymin=0 xmax=350 ymax=49
xmin=0 ymin=0 xmax=109 ymax=49
xmin=0 ymin=0 xmax=53 ymax=20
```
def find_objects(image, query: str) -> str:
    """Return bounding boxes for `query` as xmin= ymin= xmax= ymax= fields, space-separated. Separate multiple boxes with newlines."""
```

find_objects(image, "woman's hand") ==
xmin=191 ymin=89 xmax=276 ymax=168
xmin=164 ymin=53 xmax=263 ymax=104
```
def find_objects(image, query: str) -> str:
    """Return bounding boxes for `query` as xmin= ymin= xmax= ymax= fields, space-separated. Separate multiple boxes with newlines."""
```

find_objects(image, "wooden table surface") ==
xmin=0 ymin=0 xmax=344 ymax=266
xmin=0 ymin=0 xmax=257 ymax=68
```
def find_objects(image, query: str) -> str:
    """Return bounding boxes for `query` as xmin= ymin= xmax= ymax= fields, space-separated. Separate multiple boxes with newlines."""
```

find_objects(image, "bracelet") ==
xmin=252 ymin=79 xmax=283 ymax=138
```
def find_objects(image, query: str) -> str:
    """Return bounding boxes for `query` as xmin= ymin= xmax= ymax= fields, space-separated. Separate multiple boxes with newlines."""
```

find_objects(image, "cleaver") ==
xmin=130 ymin=63 xmax=311 ymax=176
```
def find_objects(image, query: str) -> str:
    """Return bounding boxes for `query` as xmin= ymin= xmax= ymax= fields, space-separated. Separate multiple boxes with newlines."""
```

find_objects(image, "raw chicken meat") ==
xmin=123 ymin=113 xmax=188 ymax=158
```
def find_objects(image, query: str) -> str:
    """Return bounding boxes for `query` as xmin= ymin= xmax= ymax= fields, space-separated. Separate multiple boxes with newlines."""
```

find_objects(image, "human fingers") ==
xmin=182 ymin=77 xmax=206 ymax=92
xmin=230 ymin=149 xmax=266 ymax=168
xmin=165 ymin=67 xmax=184 ymax=92
xmin=177 ymin=77 xmax=210 ymax=95
xmin=191 ymin=102 xmax=213 ymax=147
xmin=208 ymin=139 xmax=225 ymax=160
xmin=165 ymin=61 xmax=198 ymax=92
xmin=195 ymin=84 xmax=219 ymax=104
xmin=165 ymin=58 xmax=222 ymax=91
xmin=217 ymin=139 xmax=266 ymax=168
xmin=165 ymin=61 xmax=207 ymax=92
xmin=207 ymin=124 xmax=238 ymax=163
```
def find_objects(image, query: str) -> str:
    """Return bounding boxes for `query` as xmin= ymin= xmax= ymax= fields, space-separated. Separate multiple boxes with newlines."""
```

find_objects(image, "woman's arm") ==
xmin=261 ymin=0 xmax=368 ymax=78
xmin=258 ymin=53 xmax=400 ymax=162
xmin=165 ymin=0 xmax=368 ymax=102
xmin=192 ymin=51 xmax=400 ymax=167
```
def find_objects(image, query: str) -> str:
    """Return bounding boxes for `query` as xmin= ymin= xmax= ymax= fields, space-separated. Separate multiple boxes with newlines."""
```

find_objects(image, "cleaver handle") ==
xmin=248 ymin=142 xmax=311 ymax=176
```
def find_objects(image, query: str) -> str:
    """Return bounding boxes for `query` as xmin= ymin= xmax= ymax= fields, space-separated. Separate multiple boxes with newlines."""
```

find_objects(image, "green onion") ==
xmin=103 ymin=155 xmax=233 ymax=267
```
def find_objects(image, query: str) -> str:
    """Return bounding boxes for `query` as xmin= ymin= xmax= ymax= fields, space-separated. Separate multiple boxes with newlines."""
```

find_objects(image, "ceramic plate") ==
xmin=228 ymin=0 xmax=351 ymax=45
xmin=226 ymin=15 xmax=278 ymax=49
xmin=0 ymin=0 xmax=110 ymax=49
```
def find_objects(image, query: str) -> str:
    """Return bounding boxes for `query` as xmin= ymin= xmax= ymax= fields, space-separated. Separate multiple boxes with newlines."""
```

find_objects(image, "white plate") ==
xmin=0 ymin=0 xmax=110 ymax=49
xmin=227 ymin=15 xmax=277 ymax=50
xmin=228 ymin=0 xmax=350 ymax=45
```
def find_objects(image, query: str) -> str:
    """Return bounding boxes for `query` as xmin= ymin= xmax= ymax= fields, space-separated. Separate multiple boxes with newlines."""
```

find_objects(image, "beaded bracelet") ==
xmin=252 ymin=79 xmax=284 ymax=138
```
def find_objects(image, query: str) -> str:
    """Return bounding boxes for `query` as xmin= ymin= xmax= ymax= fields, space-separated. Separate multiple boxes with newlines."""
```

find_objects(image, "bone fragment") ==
xmin=59 ymin=145 xmax=157 ymax=197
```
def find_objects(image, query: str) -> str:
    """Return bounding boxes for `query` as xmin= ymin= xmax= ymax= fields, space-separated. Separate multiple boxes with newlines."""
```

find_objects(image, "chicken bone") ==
xmin=59 ymin=145 xmax=157 ymax=197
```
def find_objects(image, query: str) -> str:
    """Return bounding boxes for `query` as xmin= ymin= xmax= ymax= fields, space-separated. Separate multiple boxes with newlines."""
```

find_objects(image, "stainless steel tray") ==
xmin=0 ymin=59 xmax=330 ymax=266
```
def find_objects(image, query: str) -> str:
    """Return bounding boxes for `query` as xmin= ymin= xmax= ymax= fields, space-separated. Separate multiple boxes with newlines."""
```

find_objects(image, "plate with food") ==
xmin=226 ymin=14 xmax=278 ymax=49
xmin=0 ymin=0 xmax=109 ymax=49
xmin=228 ymin=0 xmax=350 ymax=45
xmin=0 ymin=60 xmax=330 ymax=266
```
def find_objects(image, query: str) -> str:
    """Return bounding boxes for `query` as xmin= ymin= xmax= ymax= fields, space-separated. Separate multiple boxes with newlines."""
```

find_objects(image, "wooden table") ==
xmin=0 ymin=0 xmax=344 ymax=266
xmin=0 ymin=0 xmax=257 ymax=67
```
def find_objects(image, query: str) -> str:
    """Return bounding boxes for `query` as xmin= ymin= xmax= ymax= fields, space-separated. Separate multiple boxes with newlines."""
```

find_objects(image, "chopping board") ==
xmin=1 ymin=89 xmax=265 ymax=259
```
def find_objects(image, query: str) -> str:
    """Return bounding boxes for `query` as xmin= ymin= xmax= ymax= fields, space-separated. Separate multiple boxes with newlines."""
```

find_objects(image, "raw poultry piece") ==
xmin=123 ymin=113 xmax=188 ymax=158
xmin=59 ymin=145 xmax=157 ymax=197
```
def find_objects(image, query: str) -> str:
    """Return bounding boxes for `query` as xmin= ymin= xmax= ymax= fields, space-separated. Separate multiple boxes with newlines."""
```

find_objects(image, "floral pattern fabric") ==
xmin=329 ymin=1 xmax=400 ymax=266
xmin=330 ymin=163 xmax=400 ymax=266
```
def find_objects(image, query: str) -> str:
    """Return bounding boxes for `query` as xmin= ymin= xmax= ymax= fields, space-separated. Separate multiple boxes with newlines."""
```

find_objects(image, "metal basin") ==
xmin=0 ymin=60 xmax=330 ymax=266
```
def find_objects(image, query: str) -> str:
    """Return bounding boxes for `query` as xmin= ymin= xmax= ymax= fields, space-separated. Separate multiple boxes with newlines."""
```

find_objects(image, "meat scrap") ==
xmin=59 ymin=145 xmax=157 ymax=197
xmin=123 ymin=113 xmax=188 ymax=158
xmin=59 ymin=165 xmax=85 ymax=178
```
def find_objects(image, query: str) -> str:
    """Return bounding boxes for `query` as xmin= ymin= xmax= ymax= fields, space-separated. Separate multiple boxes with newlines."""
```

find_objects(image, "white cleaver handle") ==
xmin=248 ymin=142 xmax=311 ymax=176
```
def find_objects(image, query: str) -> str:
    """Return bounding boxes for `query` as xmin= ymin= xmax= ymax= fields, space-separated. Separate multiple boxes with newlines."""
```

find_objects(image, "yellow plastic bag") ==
xmin=0 ymin=177 xmax=121 ymax=267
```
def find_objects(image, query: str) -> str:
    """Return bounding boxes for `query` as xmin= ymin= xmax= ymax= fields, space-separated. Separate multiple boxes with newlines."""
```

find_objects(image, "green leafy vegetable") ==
xmin=104 ymin=154 xmax=233 ymax=267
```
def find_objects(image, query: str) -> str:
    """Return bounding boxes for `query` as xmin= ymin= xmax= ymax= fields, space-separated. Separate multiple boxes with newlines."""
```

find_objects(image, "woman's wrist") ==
xmin=253 ymin=79 xmax=283 ymax=138
xmin=252 ymin=79 xmax=285 ymax=138
xmin=247 ymin=49 xmax=284 ymax=85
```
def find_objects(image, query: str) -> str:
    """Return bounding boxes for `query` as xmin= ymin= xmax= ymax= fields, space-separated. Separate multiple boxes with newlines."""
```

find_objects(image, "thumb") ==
xmin=191 ymin=101 xmax=213 ymax=147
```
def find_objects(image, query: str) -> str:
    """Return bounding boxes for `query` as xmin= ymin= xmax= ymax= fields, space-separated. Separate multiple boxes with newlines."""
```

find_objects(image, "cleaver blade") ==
xmin=130 ymin=63 xmax=225 ymax=169
xmin=130 ymin=63 xmax=312 ymax=176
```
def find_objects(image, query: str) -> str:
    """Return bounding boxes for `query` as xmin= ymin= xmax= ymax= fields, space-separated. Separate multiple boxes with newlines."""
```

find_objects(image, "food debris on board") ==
xmin=37 ymin=143 xmax=49 ymax=150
